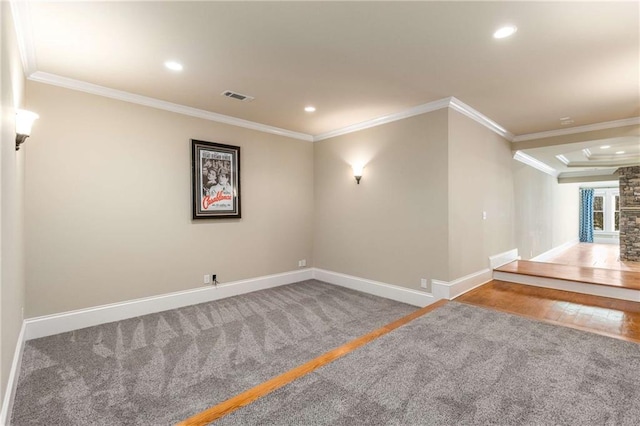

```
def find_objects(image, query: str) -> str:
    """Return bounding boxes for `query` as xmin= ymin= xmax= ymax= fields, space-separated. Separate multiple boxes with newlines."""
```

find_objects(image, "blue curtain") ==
xmin=579 ymin=188 xmax=594 ymax=243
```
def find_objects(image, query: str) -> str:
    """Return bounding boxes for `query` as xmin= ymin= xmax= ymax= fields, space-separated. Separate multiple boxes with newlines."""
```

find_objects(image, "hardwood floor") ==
xmin=456 ymin=280 xmax=640 ymax=343
xmin=541 ymin=242 xmax=640 ymax=272
xmin=495 ymin=260 xmax=640 ymax=290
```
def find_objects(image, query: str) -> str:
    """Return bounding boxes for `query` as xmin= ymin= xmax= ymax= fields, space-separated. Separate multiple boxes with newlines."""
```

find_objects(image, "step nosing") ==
xmin=494 ymin=260 xmax=640 ymax=292
xmin=495 ymin=270 xmax=630 ymax=289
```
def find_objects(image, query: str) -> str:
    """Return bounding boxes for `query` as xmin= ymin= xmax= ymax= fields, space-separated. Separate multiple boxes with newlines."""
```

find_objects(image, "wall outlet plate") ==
xmin=204 ymin=274 xmax=210 ymax=284
xmin=420 ymin=278 xmax=428 ymax=289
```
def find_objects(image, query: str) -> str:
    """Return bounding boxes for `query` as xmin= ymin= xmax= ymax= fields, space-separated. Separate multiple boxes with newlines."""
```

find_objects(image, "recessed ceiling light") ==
xmin=493 ymin=25 xmax=517 ymax=39
xmin=164 ymin=61 xmax=183 ymax=71
xmin=304 ymin=106 xmax=316 ymax=112
xmin=600 ymin=145 xmax=611 ymax=149
xmin=616 ymin=151 xmax=625 ymax=154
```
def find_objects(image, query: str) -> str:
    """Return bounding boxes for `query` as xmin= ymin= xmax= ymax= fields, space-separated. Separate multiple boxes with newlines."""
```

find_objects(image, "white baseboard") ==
xmin=312 ymin=268 xmax=435 ymax=307
xmin=0 ymin=323 xmax=26 ymax=426
xmin=431 ymin=268 xmax=493 ymax=300
xmin=489 ymin=248 xmax=520 ymax=269
xmin=493 ymin=271 xmax=640 ymax=302
xmin=594 ymin=235 xmax=619 ymax=245
xmin=24 ymin=269 xmax=313 ymax=340
xmin=531 ymin=238 xmax=579 ymax=261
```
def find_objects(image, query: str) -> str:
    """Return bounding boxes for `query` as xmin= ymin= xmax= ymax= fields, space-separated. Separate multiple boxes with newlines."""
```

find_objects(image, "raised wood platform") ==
xmin=496 ymin=260 xmax=640 ymax=290
xmin=538 ymin=242 xmax=640 ymax=272
xmin=494 ymin=260 xmax=640 ymax=302
xmin=492 ymin=243 xmax=640 ymax=301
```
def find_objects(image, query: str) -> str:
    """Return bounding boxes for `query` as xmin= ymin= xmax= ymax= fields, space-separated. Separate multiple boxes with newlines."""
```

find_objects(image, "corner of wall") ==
xmin=1 ymin=0 xmax=29 ymax=407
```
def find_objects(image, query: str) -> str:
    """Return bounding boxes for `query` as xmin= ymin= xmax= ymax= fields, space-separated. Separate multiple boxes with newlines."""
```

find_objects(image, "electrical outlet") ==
xmin=204 ymin=274 xmax=210 ymax=284
xmin=298 ymin=259 xmax=307 ymax=267
xmin=420 ymin=278 xmax=428 ymax=289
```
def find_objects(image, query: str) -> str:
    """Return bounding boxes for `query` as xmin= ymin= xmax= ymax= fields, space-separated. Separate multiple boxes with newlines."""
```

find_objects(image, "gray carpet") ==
xmin=10 ymin=280 xmax=416 ymax=425
xmin=218 ymin=301 xmax=640 ymax=425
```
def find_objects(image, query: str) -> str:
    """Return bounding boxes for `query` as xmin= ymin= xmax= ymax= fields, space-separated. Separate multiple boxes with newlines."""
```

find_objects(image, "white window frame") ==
xmin=593 ymin=188 xmax=619 ymax=234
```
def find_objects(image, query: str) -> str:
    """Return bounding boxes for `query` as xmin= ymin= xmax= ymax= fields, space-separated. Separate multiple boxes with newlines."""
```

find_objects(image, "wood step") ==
xmin=493 ymin=260 xmax=640 ymax=302
xmin=495 ymin=260 xmax=640 ymax=290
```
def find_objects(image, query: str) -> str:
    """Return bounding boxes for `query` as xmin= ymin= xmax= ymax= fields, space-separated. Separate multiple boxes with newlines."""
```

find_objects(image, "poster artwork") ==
xmin=200 ymin=151 xmax=233 ymax=211
xmin=191 ymin=139 xmax=241 ymax=219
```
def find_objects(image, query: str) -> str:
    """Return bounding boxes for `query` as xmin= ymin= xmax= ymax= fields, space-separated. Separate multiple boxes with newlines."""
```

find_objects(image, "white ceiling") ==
xmin=13 ymin=1 xmax=640 ymax=178
xmin=524 ymin=136 xmax=640 ymax=177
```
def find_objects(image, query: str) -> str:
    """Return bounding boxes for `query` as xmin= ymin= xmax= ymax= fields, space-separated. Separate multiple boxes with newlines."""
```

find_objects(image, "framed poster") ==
xmin=191 ymin=139 xmax=241 ymax=219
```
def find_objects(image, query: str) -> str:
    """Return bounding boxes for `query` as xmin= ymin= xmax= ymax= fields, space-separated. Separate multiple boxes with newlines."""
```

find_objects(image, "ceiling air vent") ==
xmin=221 ymin=90 xmax=254 ymax=102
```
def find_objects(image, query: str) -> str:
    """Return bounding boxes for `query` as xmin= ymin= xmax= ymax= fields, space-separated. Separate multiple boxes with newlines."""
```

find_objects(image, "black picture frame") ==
xmin=191 ymin=139 xmax=241 ymax=219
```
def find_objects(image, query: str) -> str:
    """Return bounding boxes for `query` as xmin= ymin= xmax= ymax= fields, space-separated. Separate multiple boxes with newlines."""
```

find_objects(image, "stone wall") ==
xmin=619 ymin=165 xmax=640 ymax=261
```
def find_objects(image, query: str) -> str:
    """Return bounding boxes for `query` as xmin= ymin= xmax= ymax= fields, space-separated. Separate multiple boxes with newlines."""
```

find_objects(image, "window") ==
xmin=593 ymin=195 xmax=604 ymax=230
xmin=593 ymin=188 xmax=619 ymax=233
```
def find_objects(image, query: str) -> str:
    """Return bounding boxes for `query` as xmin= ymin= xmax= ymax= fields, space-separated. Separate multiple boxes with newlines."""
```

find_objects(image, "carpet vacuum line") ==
xmin=176 ymin=299 xmax=449 ymax=425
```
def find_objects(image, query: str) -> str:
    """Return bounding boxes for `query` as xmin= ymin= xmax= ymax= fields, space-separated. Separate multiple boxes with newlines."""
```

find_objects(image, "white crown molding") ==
xmin=448 ymin=97 xmax=515 ymax=141
xmin=313 ymin=98 xmax=452 ymax=142
xmin=567 ymin=159 xmax=640 ymax=168
xmin=558 ymin=172 xmax=620 ymax=184
xmin=10 ymin=0 xmax=37 ymax=76
xmin=559 ymin=168 xmax=619 ymax=178
xmin=513 ymin=150 xmax=559 ymax=177
xmin=28 ymin=72 xmax=314 ymax=142
xmin=513 ymin=117 xmax=640 ymax=142
xmin=313 ymin=96 xmax=516 ymax=142
xmin=26 ymin=71 xmax=516 ymax=145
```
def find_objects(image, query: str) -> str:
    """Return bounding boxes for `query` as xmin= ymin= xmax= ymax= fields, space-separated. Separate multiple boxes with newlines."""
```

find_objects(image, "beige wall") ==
xmin=448 ymin=110 xmax=515 ymax=279
xmin=22 ymin=80 xmax=582 ymax=318
xmin=24 ymin=82 xmax=314 ymax=317
xmin=513 ymin=160 xmax=579 ymax=259
xmin=312 ymin=107 xmax=542 ymax=290
xmin=1 ymin=1 xmax=26 ymax=402
xmin=313 ymin=110 xmax=449 ymax=292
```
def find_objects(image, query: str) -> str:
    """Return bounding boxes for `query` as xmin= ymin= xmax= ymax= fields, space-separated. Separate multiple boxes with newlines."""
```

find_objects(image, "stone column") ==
xmin=619 ymin=165 xmax=640 ymax=261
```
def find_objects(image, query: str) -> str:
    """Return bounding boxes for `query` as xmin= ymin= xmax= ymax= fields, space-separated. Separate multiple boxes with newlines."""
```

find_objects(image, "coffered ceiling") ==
xmin=11 ymin=1 xmax=640 ymax=179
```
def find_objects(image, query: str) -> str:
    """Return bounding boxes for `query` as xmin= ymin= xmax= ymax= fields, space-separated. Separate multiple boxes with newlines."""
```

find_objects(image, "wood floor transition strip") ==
xmin=176 ymin=299 xmax=448 ymax=425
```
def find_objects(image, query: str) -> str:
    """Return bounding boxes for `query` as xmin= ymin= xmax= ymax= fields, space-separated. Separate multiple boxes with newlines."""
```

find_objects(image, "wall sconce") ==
xmin=352 ymin=164 xmax=364 ymax=184
xmin=15 ymin=109 xmax=39 ymax=151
